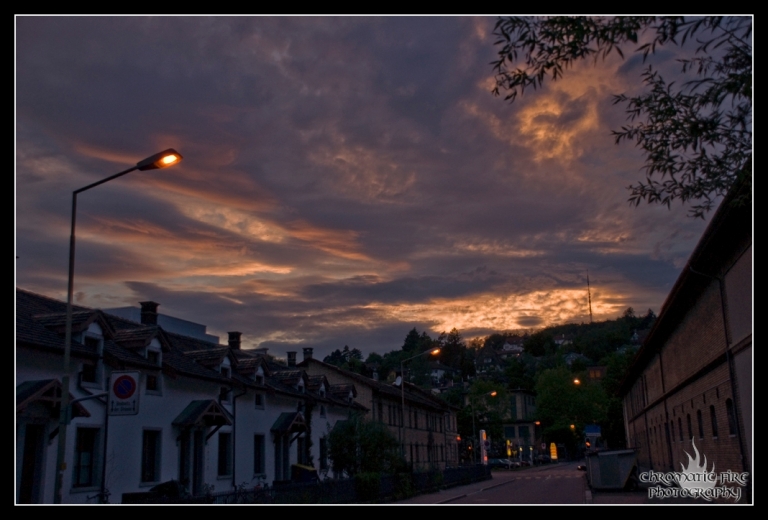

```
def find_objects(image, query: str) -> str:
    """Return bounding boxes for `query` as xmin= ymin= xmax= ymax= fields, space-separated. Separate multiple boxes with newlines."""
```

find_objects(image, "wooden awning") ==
xmin=271 ymin=412 xmax=306 ymax=434
xmin=16 ymin=379 xmax=90 ymax=419
xmin=172 ymin=399 xmax=232 ymax=428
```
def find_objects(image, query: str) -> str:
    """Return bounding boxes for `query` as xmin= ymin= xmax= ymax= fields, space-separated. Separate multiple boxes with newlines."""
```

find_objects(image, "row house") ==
xmin=15 ymin=290 xmax=362 ymax=504
xmin=299 ymin=354 xmax=461 ymax=471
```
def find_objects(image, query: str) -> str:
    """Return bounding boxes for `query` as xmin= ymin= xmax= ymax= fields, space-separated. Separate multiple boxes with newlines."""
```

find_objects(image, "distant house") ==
xmin=619 ymin=178 xmax=751 ymax=496
xmin=474 ymin=344 xmax=505 ymax=373
xmin=502 ymin=389 xmax=540 ymax=464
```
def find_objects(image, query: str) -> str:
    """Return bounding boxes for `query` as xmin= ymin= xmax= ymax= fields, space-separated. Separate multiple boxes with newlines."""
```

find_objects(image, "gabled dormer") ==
xmin=144 ymin=338 xmax=163 ymax=395
xmin=79 ymin=321 xmax=106 ymax=389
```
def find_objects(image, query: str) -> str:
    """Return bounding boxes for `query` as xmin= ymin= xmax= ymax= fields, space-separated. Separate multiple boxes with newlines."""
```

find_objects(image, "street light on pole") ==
xmin=399 ymin=347 xmax=440 ymax=459
xmin=53 ymin=149 xmax=183 ymax=503
xmin=469 ymin=390 xmax=497 ymax=465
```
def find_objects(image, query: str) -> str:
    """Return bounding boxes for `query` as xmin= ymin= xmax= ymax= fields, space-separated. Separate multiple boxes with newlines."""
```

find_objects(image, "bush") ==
xmin=355 ymin=472 xmax=381 ymax=503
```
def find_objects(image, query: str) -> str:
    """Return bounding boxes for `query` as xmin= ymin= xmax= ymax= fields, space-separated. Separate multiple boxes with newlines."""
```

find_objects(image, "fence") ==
xmin=122 ymin=465 xmax=492 ymax=504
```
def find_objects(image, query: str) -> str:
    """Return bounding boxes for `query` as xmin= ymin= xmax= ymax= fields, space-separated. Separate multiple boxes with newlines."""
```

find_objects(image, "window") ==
xmin=255 ymin=374 xmax=264 ymax=385
xmin=146 ymin=373 xmax=161 ymax=393
xmin=147 ymin=350 xmax=160 ymax=365
xmin=319 ymin=437 xmax=328 ymax=470
xmin=141 ymin=430 xmax=161 ymax=483
xmin=710 ymin=405 xmax=719 ymax=438
xmin=670 ymin=421 xmax=675 ymax=442
xmin=218 ymin=432 xmax=232 ymax=476
xmin=81 ymin=362 xmax=97 ymax=384
xmin=687 ymin=414 xmax=692 ymax=441
xmin=253 ymin=435 xmax=265 ymax=474
xmin=220 ymin=367 xmax=231 ymax=403
xmin=255 ymin=393 xmax=264 ymax=409
xmin=73 ymin=427 xmax=99 ymax=488
xmin=726 ymin=399 xmax=737 ymax=435
xmin=320 ymin=405 xmax=326 ymax=418
xmin=81 ymin=336 xmax=102 ymax=387
xmin=697 ymin=410 xmax=704 ymax=439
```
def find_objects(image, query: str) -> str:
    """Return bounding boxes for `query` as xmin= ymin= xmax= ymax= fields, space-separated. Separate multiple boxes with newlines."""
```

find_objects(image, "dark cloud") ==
xmin=16 ymin=16 xmax=716 ymax=358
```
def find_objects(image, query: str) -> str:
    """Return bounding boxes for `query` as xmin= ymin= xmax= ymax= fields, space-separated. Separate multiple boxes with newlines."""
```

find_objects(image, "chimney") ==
xmin=140 ymin=301 xmax=159 ymax=325
xmin=287 ymin=351 xmax=297 ymax=367
xmin=228 ymin=331 xmax=242 ymax=350
xmin=302 ymin=347 xmax=314 ymax=362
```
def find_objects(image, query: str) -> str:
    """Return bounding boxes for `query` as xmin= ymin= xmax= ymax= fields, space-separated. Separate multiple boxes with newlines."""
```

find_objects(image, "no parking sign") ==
xmin=109 ymin=371 xmax=140 ymax=415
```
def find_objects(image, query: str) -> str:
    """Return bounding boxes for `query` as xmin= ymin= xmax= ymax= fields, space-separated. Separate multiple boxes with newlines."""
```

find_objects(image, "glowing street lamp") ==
xmin=53 ymin=149 xmax=183 ymax=503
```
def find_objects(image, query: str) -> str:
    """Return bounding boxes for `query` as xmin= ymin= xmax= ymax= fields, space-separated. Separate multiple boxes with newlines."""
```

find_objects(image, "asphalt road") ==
xmin=396 ymin=462 xmax=588 ymax=505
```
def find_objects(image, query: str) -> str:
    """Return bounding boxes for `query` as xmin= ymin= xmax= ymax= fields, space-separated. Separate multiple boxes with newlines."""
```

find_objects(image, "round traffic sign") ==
xmin=113 ymin=374 xmax=137 ymax=399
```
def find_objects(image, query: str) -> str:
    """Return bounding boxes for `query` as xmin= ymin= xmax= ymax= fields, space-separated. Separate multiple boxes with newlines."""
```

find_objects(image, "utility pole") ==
xmin=587 ymin=271 xmax=593 ymax=324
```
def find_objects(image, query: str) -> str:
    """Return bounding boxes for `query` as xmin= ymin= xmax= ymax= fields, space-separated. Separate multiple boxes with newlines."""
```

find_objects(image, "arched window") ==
xmin=710 ymin=405 xmax=718 ymax=438
xmin=678 ymin=417 xmax=683 ymax=441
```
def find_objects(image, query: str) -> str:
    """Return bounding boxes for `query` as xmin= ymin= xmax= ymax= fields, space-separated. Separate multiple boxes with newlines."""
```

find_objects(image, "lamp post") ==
xmin=469 ymin=390 xmax=496 ymax=464
xmin=399 ymin=347 xmax=440 ymax=459
xmin=53 ymin=149 xmax=183 ymax=503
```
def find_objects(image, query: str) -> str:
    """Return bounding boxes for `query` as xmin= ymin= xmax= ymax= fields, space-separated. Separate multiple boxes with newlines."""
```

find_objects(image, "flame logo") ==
xmin=677 ymin=438 xmax=717 ymax=496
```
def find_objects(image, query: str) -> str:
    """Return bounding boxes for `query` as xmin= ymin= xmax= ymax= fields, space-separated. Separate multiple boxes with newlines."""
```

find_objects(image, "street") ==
xmin=397 ymin=462 xmax=588 ymax=505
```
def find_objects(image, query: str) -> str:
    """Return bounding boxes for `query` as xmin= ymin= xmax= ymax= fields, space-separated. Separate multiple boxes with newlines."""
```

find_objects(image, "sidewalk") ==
xmin=393 ymin=472 xmax=514 ymax=504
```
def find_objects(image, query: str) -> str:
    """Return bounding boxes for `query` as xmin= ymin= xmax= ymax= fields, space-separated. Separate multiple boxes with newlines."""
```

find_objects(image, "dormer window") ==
xmin=147 ymin=350 xmax=160 ymax=366
xmin=320 ymin=387 xmax=326 ymax=398
xmin=80 ymin=333 xmax=104 ymax=388
xmin=255 ymin=375 xmax=264 ymax=385
xmin=81 ymin=362 xmax=97 ymax=384
xmin=144 ymin=348 xmax=163 ymax=395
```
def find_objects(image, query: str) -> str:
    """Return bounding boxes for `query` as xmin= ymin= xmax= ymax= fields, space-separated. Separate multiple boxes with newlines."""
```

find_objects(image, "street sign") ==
xmin=549 ymin=442 xmax=558 ymax=461
xmin=109 ymin=371 xmax=140 ymax=415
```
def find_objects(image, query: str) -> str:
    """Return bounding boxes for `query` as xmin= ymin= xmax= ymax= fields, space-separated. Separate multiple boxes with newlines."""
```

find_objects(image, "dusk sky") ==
xmin=15 ymin=16 xmax=715 ymax=359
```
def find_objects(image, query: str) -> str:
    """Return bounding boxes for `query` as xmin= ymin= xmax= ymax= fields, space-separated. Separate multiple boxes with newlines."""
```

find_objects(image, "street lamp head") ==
xmin=430 ymin=348 xmax=441 ymax=355
xmin=573 ymin=378 xmax=581 ymax=385
xmin=136 ymin=148 xmax=183 ymax=171
xmin=489 ymin=391 xmax=497 ymax=397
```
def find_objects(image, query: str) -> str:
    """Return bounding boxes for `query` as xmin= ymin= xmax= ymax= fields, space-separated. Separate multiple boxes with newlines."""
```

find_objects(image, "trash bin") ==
xmin=585 ymin=449 xmax=639 ymax=490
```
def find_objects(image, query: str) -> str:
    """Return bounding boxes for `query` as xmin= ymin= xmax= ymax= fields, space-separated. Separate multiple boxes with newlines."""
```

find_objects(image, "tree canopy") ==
xmin=326 ymin=413 xmax=405 ymax=477
xmin=491 ymin=16 xmax=752 ymax=218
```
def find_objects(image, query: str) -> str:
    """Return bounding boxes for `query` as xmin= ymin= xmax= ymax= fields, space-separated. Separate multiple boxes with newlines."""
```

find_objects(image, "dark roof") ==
xmin=17 ymin=289 xmax=232 ymax=385
xmin=300 ymin=358 xmax=457 ymax=412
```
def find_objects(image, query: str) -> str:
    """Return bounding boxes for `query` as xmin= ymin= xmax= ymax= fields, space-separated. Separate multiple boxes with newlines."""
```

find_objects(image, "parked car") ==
xmin=536 ymin=454 xmax=552 ymax=464
xmin=488 ymin=458 xmax=515 ymax=470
